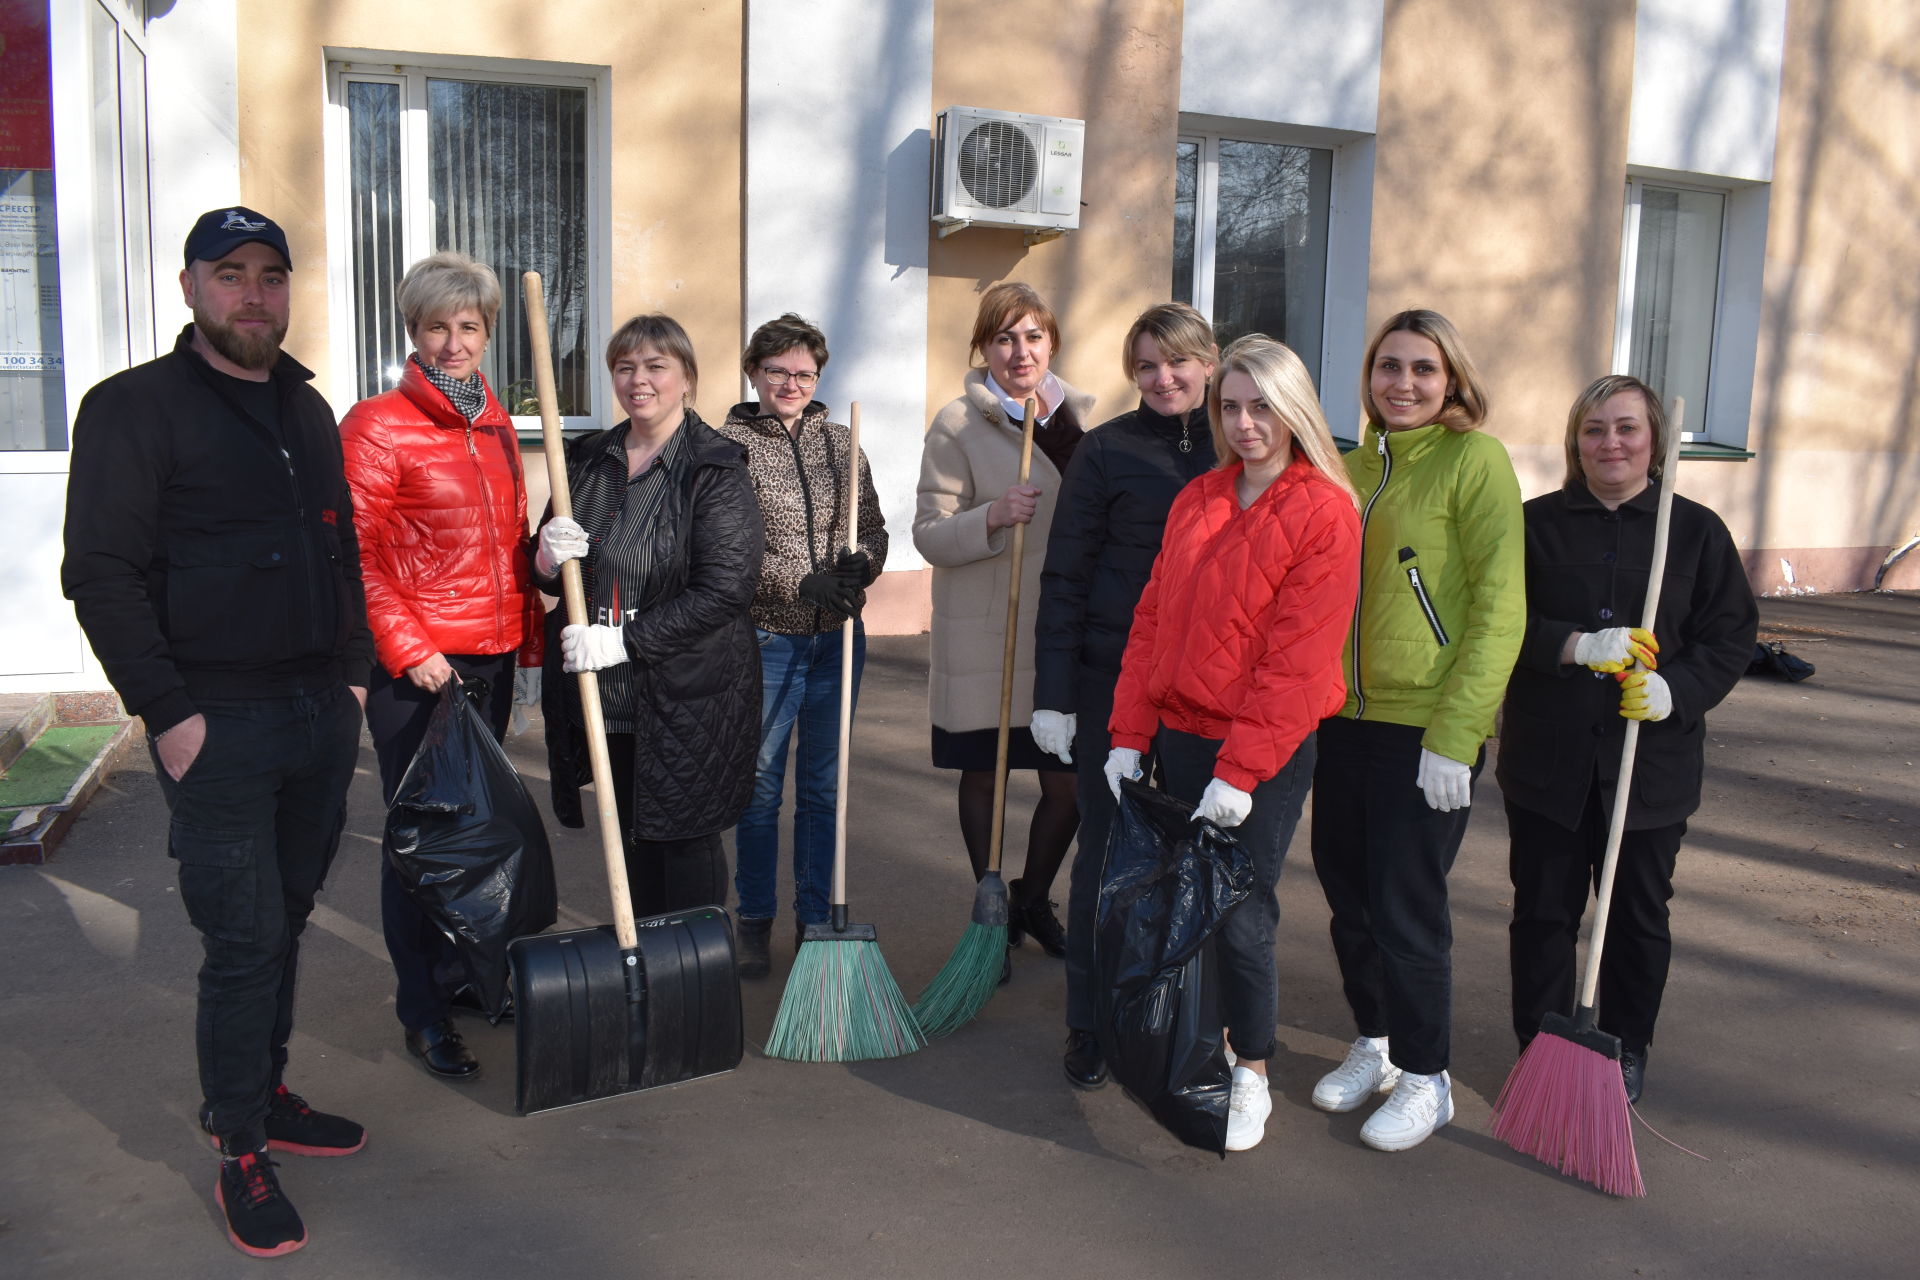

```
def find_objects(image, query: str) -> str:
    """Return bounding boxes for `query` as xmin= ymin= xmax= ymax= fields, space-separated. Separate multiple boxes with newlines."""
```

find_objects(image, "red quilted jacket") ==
xmin=1109 ymin=456 xmax=1360 ymax=791
xmin=340 ymin=361 xmax=543 ymax=678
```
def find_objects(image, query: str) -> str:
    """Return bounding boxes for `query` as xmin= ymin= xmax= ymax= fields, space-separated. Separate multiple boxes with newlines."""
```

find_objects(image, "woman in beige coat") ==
xmin=914 ymin=282 xmax=1095 ymax=962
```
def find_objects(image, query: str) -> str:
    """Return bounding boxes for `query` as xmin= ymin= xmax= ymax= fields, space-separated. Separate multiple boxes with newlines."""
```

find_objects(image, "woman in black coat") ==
xmin=1497 ymin=374 xmax=1756 ymax=1104
xmin=536 ymin=314 xmax=764 ymax=921
xmin=1030 ymin=302 xmax=1219 ymax=1090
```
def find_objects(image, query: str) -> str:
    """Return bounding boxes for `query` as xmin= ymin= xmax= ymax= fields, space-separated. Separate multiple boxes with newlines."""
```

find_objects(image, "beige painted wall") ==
xmin=1731 ymin=0 xmax=1920 ymax=588
xmin=1366 ymin=0 xmax=1635 ymax=460
xmin=234 ymin=0 xmax=743 ymax=427
xmin=925 ymin=0 xmax=1183 ymax=427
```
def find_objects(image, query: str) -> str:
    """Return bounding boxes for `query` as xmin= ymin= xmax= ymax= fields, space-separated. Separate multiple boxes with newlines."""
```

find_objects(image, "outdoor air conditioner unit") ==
xmin=931 ymin=106 xmax=1084 ymax=240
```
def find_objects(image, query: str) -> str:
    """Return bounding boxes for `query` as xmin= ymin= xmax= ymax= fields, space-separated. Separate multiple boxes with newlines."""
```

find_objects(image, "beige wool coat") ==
xmin=914 ymin=369 xmax=1096 ymax=733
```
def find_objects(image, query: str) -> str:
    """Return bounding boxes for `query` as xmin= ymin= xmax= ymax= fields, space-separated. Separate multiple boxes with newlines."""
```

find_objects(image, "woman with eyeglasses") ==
xmin=717 ymin=314 xmax=888 ymax=977
xmin=914 ymin=282 xmax=1093 ymax=972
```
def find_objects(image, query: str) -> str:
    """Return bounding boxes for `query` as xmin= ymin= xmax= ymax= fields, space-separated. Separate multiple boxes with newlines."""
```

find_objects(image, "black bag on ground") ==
xmin=1745 ymin=639 xmax=1815 ymax=681
xmin=1093 ymin=778 xmax=1255 ymax=1155
xmin=385 ymin=678 xmax=557 ymax=1021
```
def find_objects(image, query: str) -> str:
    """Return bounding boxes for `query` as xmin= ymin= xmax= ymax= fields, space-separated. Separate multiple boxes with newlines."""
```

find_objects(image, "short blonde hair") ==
xmin=1359 ymin=309 xmax=1489 ymax=433
xmin=1122 ymin=302 xmax=1217 ymax=382
xmin=1209 ymin=334 xmax=1360 ymax=509
xmin=398 ymin=251 xmax=502 ymax=337
xmin=1563 ymin=374 xmax=1668 ymax=488
xmin=969 ymin=282 xmax=1060 ymax=365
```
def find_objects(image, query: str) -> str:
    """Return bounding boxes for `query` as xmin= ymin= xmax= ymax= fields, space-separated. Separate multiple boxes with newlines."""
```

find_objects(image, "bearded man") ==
xmin=62 ymin=206 xmax=373 ymax=1258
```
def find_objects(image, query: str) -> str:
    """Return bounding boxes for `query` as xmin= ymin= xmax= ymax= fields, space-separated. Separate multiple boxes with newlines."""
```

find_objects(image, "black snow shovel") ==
xmin=507 ymin=271 xmax=743 ymax=1115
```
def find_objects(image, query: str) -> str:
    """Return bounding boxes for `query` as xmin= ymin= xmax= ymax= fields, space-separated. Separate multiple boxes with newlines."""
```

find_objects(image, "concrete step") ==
xmin=0 ymin=692 xmax=135 ymax=867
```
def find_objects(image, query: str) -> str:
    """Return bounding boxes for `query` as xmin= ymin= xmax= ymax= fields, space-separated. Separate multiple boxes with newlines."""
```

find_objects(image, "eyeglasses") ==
xmin=759 ymin=368 xmax=818 ymax=389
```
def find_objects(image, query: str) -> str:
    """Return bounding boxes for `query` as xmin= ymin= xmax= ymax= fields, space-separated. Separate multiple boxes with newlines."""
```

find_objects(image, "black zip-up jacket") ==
xmin=62 ymin=326 xmax=374 ymax=737
xmin=1034 ymin=402 xmax=1216 ymax=713
xmin=1496 ymin=479 xmax=1757 ymax=831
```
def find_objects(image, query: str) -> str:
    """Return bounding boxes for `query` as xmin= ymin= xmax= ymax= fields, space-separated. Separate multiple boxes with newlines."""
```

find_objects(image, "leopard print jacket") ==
xmin=718 ymin=401 xmax=889 ymax=635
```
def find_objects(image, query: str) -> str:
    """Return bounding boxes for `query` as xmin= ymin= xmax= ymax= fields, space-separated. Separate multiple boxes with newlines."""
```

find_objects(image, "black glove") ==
xmin=798 ymin=569 xmax=858 ymax=615
xmin=832 ymin=548 xmax=872 ymax=586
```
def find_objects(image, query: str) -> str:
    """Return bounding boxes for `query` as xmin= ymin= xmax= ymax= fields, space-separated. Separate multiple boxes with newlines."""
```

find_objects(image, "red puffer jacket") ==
xmin=340 ymin=361 xmax=543 ymax=678
xmin=1109 ymin=456 xmax=1360 ymax=791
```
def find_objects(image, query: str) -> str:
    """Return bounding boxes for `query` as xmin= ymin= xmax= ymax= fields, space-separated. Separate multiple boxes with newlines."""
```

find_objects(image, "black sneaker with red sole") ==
xmin=215 ymin=1149 xmax=307 ymax=1258
xmin=203 ymin=1086 xmax=366 ymax=1158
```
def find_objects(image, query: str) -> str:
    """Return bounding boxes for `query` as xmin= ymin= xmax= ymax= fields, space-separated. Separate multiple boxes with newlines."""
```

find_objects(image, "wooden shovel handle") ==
xmin=523 ymin=271 xmax=638 ymax=952
xmin=832 ymin=403 xmax=862 ymax=910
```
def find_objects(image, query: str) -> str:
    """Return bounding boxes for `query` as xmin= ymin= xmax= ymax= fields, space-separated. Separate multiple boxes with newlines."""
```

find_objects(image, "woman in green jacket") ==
xmin=1307 ymin=309 xmax=1524 ymax=1152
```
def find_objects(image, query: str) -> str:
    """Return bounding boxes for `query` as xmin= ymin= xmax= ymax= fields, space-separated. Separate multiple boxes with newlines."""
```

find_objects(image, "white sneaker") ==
xmin=1224 ymin=1065 xmax=1272 ymax=1152
xmin=1311 ymin=1037 xmax=1401 ymax=1113
xmin=1359 ymin=1071 xmax=1453 ymax=1152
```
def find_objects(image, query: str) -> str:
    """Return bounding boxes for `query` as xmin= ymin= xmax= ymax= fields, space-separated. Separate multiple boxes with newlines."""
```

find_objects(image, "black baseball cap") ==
xmin=182 ymin=206 xmax=292 ymax=270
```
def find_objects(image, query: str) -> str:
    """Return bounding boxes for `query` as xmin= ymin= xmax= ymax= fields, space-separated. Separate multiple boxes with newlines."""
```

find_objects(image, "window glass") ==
xmin=343 ymin=72 xmax=591 ymax=416
xmin=0 ymin=169 xmax=66 ymax=450
xmin=1628 ymin=184 xmax=1724 ymax=435
xmin=1173 ymin=140 xmax=1197 ymax=308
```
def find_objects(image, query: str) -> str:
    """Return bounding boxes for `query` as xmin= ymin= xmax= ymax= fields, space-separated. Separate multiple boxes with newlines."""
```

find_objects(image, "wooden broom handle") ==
xmin=523 ymin=272 xmax=639 ymax=952
xmin=831 ymin=403 xmax=862 ymax=910
xmin=1579 ymin=397 xmax=1685 ymax=1009
xmin=987 ymin=399 xmax=1039 ymax=875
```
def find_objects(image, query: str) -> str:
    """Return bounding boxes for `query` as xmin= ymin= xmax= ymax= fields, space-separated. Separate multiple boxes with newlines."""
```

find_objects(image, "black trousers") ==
xmin=150 ymin=683 xmax=361 ymax=1148
xmin=603 ymin=733 xmax=729 ymax=919
xmin=1064 ymin=670 xmax=1119 ymax=1032
xmin=1157 ymin=726 xmax=1314 ymax=1061
xmin=365 ymin=652 xmax=516 ymax=1032
xmin=1310 ymin=715 xmax=1482 ymax=1077
xmin=1506 ymin=784 xmax=1685 ymax=1051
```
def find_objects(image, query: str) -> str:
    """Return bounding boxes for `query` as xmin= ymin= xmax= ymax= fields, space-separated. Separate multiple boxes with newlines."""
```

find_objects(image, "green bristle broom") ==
xmin=913 ymin=397 xmax=1038 ymax=1037
xmin=766 ymin=403 xmax=925 ymax=1062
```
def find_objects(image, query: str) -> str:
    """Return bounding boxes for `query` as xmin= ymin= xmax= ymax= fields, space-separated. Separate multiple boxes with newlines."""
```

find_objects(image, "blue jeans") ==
xmin=733 ymin=625 xmax=865 ymax=924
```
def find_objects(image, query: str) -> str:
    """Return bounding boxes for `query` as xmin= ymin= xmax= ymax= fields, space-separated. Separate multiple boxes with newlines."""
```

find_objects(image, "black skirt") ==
xmin=930 ymin=725 xmax=1075 ymax=773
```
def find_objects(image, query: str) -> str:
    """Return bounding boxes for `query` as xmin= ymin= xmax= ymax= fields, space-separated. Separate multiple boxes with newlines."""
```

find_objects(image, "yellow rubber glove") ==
xmin=1574 ymin=626 xmax=1660 ymax=673
xmin=1615 ymin=668 xmax=1672 ymax=721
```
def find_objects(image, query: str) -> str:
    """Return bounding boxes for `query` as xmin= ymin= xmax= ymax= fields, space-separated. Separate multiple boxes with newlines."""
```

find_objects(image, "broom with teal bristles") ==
xmin=913 ymin=397 xmax=1039 ymax=1037
xmin=766 ymin=403 xmax=925 ymax=1063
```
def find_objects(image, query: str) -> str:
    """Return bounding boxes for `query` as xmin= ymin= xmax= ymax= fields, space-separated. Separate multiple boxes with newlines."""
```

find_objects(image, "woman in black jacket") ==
xmin=535 ymin=314 xmax=764 ymax=921
xmin=1498 ymin=374 xmax=1756 ymax=1105
xmin=1030 ymin=302 xmax=1219 ymax=1089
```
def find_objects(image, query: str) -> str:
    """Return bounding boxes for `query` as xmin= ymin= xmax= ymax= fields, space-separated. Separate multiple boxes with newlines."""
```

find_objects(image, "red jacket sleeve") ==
xmin=1212 ymin=487 xmax=1361 ymax=791
xmin=339 ymin=408 xmax=438 ymax=677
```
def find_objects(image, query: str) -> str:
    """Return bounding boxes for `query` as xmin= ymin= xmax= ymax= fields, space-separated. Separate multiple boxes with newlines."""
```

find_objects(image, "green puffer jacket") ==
xmin=1337 ymin=422 xmax=1525 ymax=764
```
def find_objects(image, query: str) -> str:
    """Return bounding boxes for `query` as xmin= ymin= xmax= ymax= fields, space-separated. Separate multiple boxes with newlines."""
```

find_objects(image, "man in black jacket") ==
xmin=62 ymin=207 xmax=372 ymax=1259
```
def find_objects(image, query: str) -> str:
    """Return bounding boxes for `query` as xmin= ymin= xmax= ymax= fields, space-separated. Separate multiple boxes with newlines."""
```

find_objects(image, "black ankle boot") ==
xmin=736 ymin=917 xmax=773 ymax=979
xmin=1621 ymin=1045 xmax=1648 ymax=1105
xmin=406 ymin=1019 xmax=479 ymax=1081
xmin=1063 ymin=1029 xmax=1108 ymax=1090
xmin=1014 ymin=891 xmax=1067 ymax=958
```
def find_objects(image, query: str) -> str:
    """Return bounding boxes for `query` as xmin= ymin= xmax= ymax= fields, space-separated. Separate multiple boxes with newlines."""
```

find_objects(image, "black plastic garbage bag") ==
xmin=385 ymin=678 xmax=557 ymax=1020
xmin=1093 ymin=778 xmax=1255 ymax=1154
xmin=1745 ymin=639 xmax=1815 ymax=682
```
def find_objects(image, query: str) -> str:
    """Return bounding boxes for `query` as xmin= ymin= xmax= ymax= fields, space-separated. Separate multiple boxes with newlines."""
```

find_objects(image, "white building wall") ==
xmin=1627 ymin=0 xmax=1788 ymax=181
xmin=743 ymin=0 xmax=935 ymax=571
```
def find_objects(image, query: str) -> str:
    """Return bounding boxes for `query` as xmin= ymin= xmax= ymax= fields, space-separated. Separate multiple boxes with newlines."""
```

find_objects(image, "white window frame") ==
xmin=321 ymin=52 xmax=612 ymax=431
xmin=1175 ymin=115 xmax=1374 ymax=441
xmin=1612 ymin=169 xmax=1768 ymax=452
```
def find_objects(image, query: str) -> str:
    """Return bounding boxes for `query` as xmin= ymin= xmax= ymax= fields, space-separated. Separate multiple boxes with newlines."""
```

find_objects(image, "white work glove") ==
xmin=1416 ymin=747 xmax=1473 ymax=812
xmin=1103 ymin=747 xmax=1143 ymax=801
xmin=534 ymin=516 xmax=590 ymax=578
xmin=1616 ymin=668 xmax=1673 ymax=722
xmin=560 ymin=623 xmax=628 ymax=673
xmin=1030 ymin=709 xmax=1076 ymax=764
xmin=1574 ymin=626 xmax=1659 ymax=674
xmin=1193 ymin=778 xmax=1252 ymax=829
xmin=509 ymin=666 xmax=542 ymax=736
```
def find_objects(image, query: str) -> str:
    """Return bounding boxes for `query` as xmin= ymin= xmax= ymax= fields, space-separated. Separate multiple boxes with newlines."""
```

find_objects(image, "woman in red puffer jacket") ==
xmin=340 ymin=251 xmax=543 ymax=1083
xmin=1104 ymin=334 xmax=1361 ymax=1154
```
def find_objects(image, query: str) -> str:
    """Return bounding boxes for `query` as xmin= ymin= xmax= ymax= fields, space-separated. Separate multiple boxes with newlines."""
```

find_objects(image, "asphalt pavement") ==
xmin=3 ymin=592 xmax=1917 ymax=1279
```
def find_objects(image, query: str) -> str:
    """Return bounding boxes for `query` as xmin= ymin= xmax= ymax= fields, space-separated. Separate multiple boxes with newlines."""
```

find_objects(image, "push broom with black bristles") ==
xmin=765 ymin=403 xmax=925 ymax=1063
xmin=1490 ymin=398 xmax=1688 ymax=1198
xmin=913 ymin=397 xmax=1039 ymax=1038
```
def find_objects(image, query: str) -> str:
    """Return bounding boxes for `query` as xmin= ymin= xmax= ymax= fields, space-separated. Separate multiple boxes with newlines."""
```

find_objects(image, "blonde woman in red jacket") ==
xmin=1104 ymin=334 xmax=1361 ymax=1152
xmin=339 ymin=251 xmax=544 ymax=1082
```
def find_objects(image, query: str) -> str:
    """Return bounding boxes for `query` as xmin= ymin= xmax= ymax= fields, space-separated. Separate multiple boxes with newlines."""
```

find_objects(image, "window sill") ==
xmin=1679 ymin=441 xmax=1755 ymax=461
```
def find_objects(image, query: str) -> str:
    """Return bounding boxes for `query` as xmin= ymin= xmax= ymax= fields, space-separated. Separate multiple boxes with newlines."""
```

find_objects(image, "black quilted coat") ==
xmin=541 ymin=416 xmax=764 ymax=841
